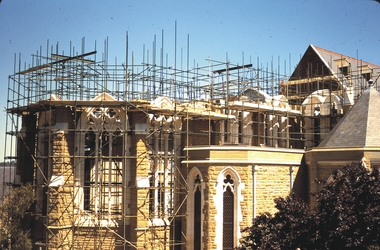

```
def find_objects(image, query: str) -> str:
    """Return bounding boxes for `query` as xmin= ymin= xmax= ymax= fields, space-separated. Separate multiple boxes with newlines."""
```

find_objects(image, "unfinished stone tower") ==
xmin=3 ymin=39 xmax=380 ymax=249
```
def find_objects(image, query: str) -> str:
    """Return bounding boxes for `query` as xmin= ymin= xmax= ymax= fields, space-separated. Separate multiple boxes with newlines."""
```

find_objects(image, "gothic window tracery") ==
xmin=148 ymin=115 xmax=175 ymax=218
xmin=82 ymin=107 xmax=125 ymax=215
xmin=223 ymin=174 xmax=235 ymax=250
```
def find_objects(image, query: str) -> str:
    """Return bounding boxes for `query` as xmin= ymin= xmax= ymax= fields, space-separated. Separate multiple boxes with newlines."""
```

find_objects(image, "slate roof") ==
xmin=0 ymin=165 xmax=15 ymax=201
xmin=318 ymin=84 xmax=380 ymax=148
xmin=0 ymin=164 xmax=15 ymax=185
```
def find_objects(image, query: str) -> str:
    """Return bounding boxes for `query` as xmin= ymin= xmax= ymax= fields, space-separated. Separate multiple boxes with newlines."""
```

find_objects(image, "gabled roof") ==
xmin=289 ymin=44 xmax=380 ymax=82
xmin=313 ymin=45 xmax=380 ymax=71
xmin=289 ymin=45 xmax=332 ymax=80
xmin=318 ymin=85 xmax=380 ymax=148
xmin=287 ymin=44 xmax=380 ymax=106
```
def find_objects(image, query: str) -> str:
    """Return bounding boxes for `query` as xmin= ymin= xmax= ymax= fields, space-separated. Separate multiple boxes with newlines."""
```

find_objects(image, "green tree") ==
xmin=0 ymin=184 xmax=34 ymax=250
xmin=240 ymin=163 xmax=380 ymax=250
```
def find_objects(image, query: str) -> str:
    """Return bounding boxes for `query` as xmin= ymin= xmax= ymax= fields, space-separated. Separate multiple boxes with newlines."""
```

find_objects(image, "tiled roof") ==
xmin=319 ymin=85 xmax=380 ymax=148
xmin=312 ymin=45 xmax=380 ymax=69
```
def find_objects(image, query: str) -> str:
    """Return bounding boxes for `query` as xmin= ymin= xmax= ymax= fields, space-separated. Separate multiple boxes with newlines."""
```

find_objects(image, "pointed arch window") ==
xmin=223 ymin=174 xmax=235 ymax=249
xmin=215 ymin=169 xmax=242 ymax=250
xmin=186 ymin=168 xmax=204 ymax=250
xmin=82 ymin=108 xmax=124 ymax=215
xmin=194 ymin=174 xmax=202 ymax=249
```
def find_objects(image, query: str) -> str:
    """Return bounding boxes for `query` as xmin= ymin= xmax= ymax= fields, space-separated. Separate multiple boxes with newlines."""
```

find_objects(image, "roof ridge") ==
xmin=312 ymin=45 xmax=380 ymax=69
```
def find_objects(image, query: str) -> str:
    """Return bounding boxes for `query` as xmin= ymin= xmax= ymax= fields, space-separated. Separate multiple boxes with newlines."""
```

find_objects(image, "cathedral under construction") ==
xmin=2 ymin=37 xmax=380 ymax=249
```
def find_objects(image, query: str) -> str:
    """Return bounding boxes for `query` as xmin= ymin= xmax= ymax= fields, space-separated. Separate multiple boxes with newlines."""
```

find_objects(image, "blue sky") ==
xmin=0 ymin=0 xmax=379 ymax=161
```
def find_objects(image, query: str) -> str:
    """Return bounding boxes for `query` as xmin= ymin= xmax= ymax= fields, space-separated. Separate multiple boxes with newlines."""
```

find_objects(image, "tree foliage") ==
xmin=240 ymin=164 xmax=380 ymax=250
xmin=0 ymin=184 xmax=34 ymax=250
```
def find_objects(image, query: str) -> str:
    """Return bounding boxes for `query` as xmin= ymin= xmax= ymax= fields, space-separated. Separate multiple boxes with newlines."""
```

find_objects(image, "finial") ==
xmin=368 ymin=79 xmax=374 ymax=88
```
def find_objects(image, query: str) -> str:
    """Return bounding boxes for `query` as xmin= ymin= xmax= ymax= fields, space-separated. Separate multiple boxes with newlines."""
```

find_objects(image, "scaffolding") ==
xmin=2 ymin=37 xmax=379 ymax=249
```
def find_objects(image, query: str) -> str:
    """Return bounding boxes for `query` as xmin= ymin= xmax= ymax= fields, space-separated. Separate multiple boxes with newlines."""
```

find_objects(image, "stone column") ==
xmin=273 ymin=115 xmax=279 ymax=147
xmin=265 ymin=114 xmax=273 ymax=147
xmin=231 ymin=119 xmax=239 ymax=144
xmin=242 ymin=112 xmax=253 ymax=145
xmin=135 ymin=139 xmax=150 ymax=249
xmin=47 ymin=130 xmax=74 ymax=249
xmin=162 ymin=116 xmax=172 ymax=216
xmin=172 ymin=116 xmax=183 ymax=248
